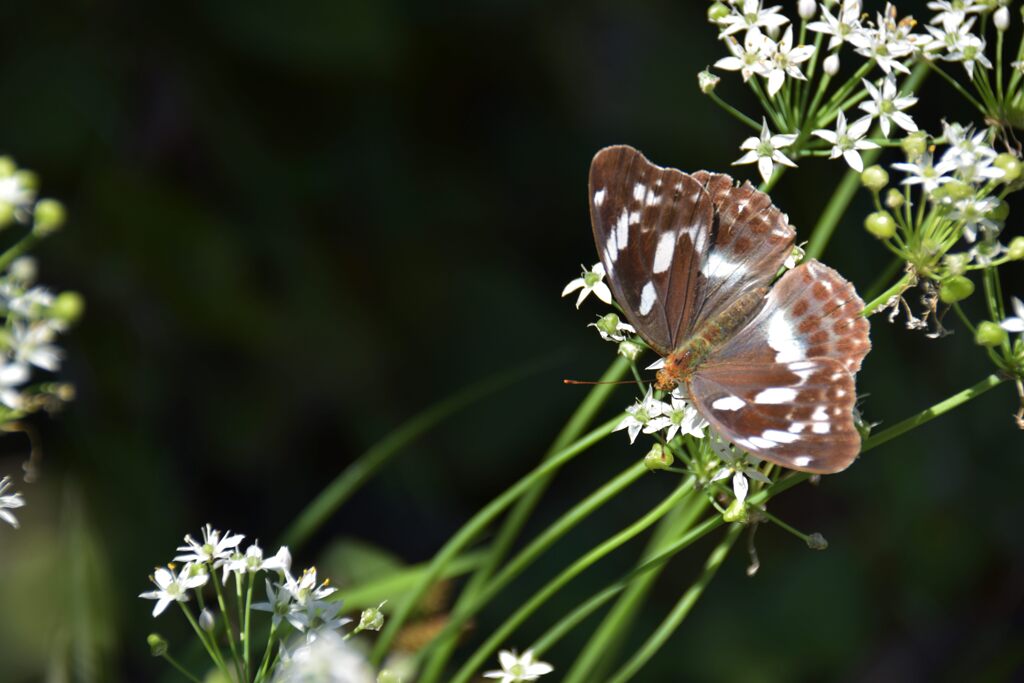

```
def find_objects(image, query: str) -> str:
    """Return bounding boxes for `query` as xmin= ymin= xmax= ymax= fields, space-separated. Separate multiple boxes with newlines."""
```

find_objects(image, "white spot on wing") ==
xmin=638 ymin=281 xmax=657 ymax=316
xmin=633 ymin=183 xmax=645 ymax=202
xmin=645 ymin=189 xmax=661 ymax=206
xmin=794 ymin=455 xmax=812 ymax=467
xmin=754 ymin=387 xmax=797 ymax=404
xmin=616 ymin=209 xmax=630 ymax=250
xmin=711 ymin=396 xmax=745 ymax=411
xmin=812 ymin=422 xmax=831 ymax=434
xmin=790 ymin=422 xmax=806 ymax=433
xmin=700 ymin=251 xmax=738 ymax=281
xmin=629 ymin=211 xmax=641 ymax=225
xmin=652 ymin=233 xmax=676 ymax=274
xmin=763 ymin=429 xmax=799 ymax=444
xmin=811 ymin=406 xmax=829 ymax=421
xmin=748 ymin=435 xmax=774 ymax=449
xmin=768 ymin=311 xmax=806 ymax=363
xmin=594 ymin=188 xmax=606 ymax=207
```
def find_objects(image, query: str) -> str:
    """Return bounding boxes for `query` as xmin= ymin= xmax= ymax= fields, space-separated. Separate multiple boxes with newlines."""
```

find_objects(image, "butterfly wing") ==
xmin=687 ymin=171 xmax=796 ymax=333
xmin=589 ymin=146 xmax=714 ymax=356
xmin=688 ymin=260 xmax=871 ymax=474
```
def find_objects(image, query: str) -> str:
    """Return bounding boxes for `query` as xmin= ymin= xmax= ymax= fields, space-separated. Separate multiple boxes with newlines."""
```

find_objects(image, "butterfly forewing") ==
xmin=688 ymin=171 xmax=796 ymax=331
xmin=589 ymin=146 xmax=714 ymax=356
xmin=689 ymin=359 xmax=861 ymax=474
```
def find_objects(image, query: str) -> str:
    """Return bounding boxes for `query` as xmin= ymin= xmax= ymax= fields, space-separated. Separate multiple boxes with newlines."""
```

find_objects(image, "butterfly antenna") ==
xmin=562 ymin=379 xmax=639 ymax=385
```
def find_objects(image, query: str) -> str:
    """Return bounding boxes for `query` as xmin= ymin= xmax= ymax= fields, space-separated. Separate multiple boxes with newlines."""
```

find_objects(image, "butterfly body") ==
xmin=589 ymin=145 xmax=870 ymax=474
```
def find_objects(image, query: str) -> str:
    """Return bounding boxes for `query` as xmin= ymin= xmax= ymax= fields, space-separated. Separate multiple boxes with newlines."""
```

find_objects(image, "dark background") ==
xmin=0 ymin=1 xmax=1022 ymax=681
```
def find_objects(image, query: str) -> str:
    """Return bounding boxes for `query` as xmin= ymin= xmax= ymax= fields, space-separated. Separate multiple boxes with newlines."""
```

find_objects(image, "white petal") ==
xmin=767 ymin=69 xmax=786 ymax=97
xmin=733 ymin=150 xmax=760 ymax=165
xmin=757 ymin=156 xmax=774 ymax=183
xmin=561 ymin=279 xmax=584 ymax=297
xmin=1000 ymin=318 xmax=1024 ymax=333
xmin=843 ymin=149 xmax=864 ymax=171
xmin=732 ymin=472 xmax=749 ymax=503
xmin=592 ymin=281 xmax=613 ymax=305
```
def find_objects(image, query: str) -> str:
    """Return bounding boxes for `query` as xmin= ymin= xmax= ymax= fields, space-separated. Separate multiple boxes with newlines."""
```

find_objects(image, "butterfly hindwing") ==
xmin=589 ymin=146 xmax=714 ymax=356
xmin=689 ymin=359 xmax=860 ymax=474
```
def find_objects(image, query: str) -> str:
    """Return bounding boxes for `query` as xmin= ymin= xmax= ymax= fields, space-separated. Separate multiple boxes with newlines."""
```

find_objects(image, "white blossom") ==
xmin=999 ymin=297 xmax=1024 ymax=334
xmin=950 ymin=196 xmax=1000 ymax=242
xmin=272 ymin=630 xmax=376 ymax=683
xmin=717 ymin=0 xmax=790 ymax=39
xmin=924 ymin=17 xmax=992 ymax=78
xmin=807 ymin=0 xmax=863 ymax=50
xmin=761 ymin=27 xmax=815 ymax=96
xmin=715 ymin=27 xmax=771 ymax=82
xmin=646 ymin=390 xmax=709 ymax=441
xmin=562 ymin=263 xmax=613 ymax=309
xmin=484 ymin=649 xmax=554 ymax=683
xmin=733 ymin=118 xmax=798 ymax=183
xmin=614 ymin=387 xmax=667 ymax=444
xmin=139 ymin=564 xmax=209 ymax=617
xmin=927 ymin=0 xmax=985 ymax=32
xmin=709 ymin=435 xmax=772 ymax=504
xmin=891 ymin=153 xmax=958 ymax=195
xmin=0 ymin=476 xmax=25 ymax=528
xmin=174 ymin=524 xmax=245 ymax=566
xmin=847 ymin=6 xmax=916 ymax=74
xmin=858 ymin=75 xmax=918 ymax=138
xmin=812 ymin=111 xmax=879 ymax=172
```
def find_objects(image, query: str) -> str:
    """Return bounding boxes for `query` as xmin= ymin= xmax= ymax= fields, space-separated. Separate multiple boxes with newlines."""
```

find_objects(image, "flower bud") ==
xmin=865 ymin=211 xmax=897 ymax=239
xmin=943 ymin=252 xmax=970 ymax=275
xmin=378 ymin=673 xmax=403 ymax=683
xmin=939 ymin=276 xmax=974 ymax=303
xmin=9 ymin=256 xmax=37 ymax=284
xmin=0 ymin=156 xmax=16 ymax=177
xmin=49 ymin=291 xmax=86 ymax=325
xmin=806 ymin=533 xmax=829 ymax=550
xmin=901 ymin=131 xmax=928 ymax=160
xmin=618 ymin=340 xmax=643 ymax=361
xmin=147 ymin=633 xmax=169 ymax=657
xmin=358 ymin=602 xmax=386 ymax=632
xmin=643 ymin=443 xmax=674 ymax=471
xmin=798 ymin=0 xmax=817 ymax=20
xmin=823 ymin=53 xmax=840 ymax=76
xmin=995 ymin=153 xmax=1022 ymax=182
xmin=32 ymin=198 xmax=65 ymax=236
xmin=860 ymin=165 xmax=888 ymax=192
xmin=707 ymin=2 xmax=730 ymax=23
xmin=199 ymin=608 xmax=216 ymax=633
xmin=1008 ymin=236 xmax=1024 ymax=260
xmin=723 ymin=499 xmax=747 ymax=523
xmin=0 ymin=203 xmax=14 ymax=229
xmin=987 ymin=197 xmax=1009 ymax=223
xmin=14 ymin=170 xmax=38 ymax=192
xmin=976 ymin=321 xmax=1008 ymax=347
xmin=698 ymin=69 xmax=720 ymax=94
xmin=941 ymin=180 xmax=973 ymax=202
xmin=884 ymin=187 xmax=905 ymax=209
xmin=995 ymin=6 xmax=1010 ymax=31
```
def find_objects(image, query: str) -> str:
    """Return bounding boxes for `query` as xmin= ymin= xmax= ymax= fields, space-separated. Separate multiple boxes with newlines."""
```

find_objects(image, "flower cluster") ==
xmin=140 ymin=524 xmax=393 ymax=683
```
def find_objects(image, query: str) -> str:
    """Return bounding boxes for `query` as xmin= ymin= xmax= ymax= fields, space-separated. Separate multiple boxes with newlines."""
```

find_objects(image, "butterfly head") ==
xmin=654 ymin=348 xmax=699 ymax=392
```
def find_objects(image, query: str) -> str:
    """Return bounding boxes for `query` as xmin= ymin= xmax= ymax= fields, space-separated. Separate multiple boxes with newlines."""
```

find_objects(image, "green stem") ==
xmin=0 ymin=232 xmax=38 ymax=272
xmin=244 ymin=573 xmax=254 ymax=678
xmin=370 ymin=414 xmax=624 ymax=665
xmin=862 ymin=272 xmax=915 ymax=317
xmin=179 ymin=602 xmax=231 ymax=679
xmin=448 ymin=478 xmax=697 ymax=683
xmin=605 ymin=524 xmax=743 ymax=683
xmin=419 ymin=357 xmax=630 ymax=676
xmin=924 ymin=60 xmax=987 ymax=114
xmin=211 ymin=572 xmax=245 ymax=680
xmin=161 ymin=652 xmax=204 ymax=683
xmin=708 ymin=92 xmax=762 ymax=131
xmin=417 ymin=461 xmax=646 ymax=681
xmin=280 ymin=359 xmax=548 ymax=548
xmin=334 ymin=550 xmax=487 ymax=608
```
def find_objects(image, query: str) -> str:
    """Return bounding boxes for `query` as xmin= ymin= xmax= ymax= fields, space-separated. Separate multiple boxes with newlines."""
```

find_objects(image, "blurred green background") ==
xmin=0 ymin=0 xmax=1022 ymax=681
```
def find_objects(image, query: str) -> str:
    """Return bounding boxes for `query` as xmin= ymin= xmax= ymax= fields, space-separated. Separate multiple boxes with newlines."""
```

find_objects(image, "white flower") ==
xmin=614 ymin=387 xmax=668 ymax=444
xmin=761 ymin=26 xmax=815 ymax=96
xmin=253 ymin=578 xmax=296 ymax=629
xmin=0 ymin=476 xmax=25 ymax=528
xmin=847 ymin=8 xmax=915 ymax=74
xmin=484 ymin=649 xmax=554 ymax=683
xmin=924 ymin=17 xmax=992 ymax=79
xmin=174 ymin=524 xmax=245 ymax=566
xmin=11 ymin=322 xmax=62 ymax=373
xmin=298 ymin=600 xmax=352 ymax=641
xmin=284 ymin=566 xmax=337 ymax=608
xmin=812 ymin=111 xmax=879 ymax=172
xmin=950 ymin=196 xmax=1000 ymax=242
xmin=999 ymin=297 xmax=1024 ymax=334
xmin=927 ymin=0 xmax=985 ymax=32
xmin=0 ymin=173 xmax=36 ymax=215
xmin=968 ymin=239 xmax=1005 ymax=266
xmin=561 ymin=263 xmax=612 ymax=309
xmin=589 ymin=315 xmax=636 ymax=342
xmin=940 ymin=123 xmax=1003 ymax=184
xmin=807 ymin=0 xmax=863 ymax=50
xmin=5 ymin=286 xmax=55 ymax=322
xmin=994 ymin=6 xmax=1010 ymax=32
xmin=139 ymin=563 xmax=209 ymax=617
xmin=891 ymin=153 xmax=958 ymax=195
xmin=272 ymin=630 xmax=376 ymax=683
xmin=221 ymin=542 xmax=291 ymax=581
xmin=647 ymin=390 xmax=709 ymax=441
xmin=858 ymin=75 xmax=918 ymax=138
xmin=783 ymin=243 xmax=805 ymax=270
xmin=733 ymin=118 xmax=798 ymax=183
xmin=0 ymin=361 xmax=30 ymax=409
xmin=717 ymin=0 xmax=790 ymax=39
xmin=715 ymin=27 xmax=771 ymax=82
xmin=709 ymin=435 xmax=772 ymax=504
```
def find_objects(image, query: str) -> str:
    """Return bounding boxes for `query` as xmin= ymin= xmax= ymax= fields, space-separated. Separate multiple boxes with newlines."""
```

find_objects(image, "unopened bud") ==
xmin=707 ymin=2 xmax=730 ymax=23
xmin=199 ymin=608 xmax=216 ymax=633
xmin=0 ymin=202 xmax=14 ymax=229
xmin=806 ymin=533 xmax=829 ymax=550
xmin=865 ymin=211 xmax=897 ymax=239
xmin=995 ymin=6 xmax=1010 ymax=31
xmin=357 ymin=602 xmax=386 ymax=632
xmin=9 ymin=256 xmax=37 ymax=284
xmin=939 ymin=276 xmax=974 ymax=304
xmin=147 ymin=633 xmax=169 ymax=657
xmin=618 ymin=340 xmax=643 ymax=361
xmin=378 ymin=673 xmax=403 ymax=683
xmin=1008 ymin=236 xmax=1024 ymax=260
xmin=901 ymin=131 xmax=928 ymax=160
xmin=943 ymin=252 xmax=970 ymax=275
xmin=49 ymin=291 xmax=85 ymax=325
xmin=643 ymin=443 xmax=674 ymax=471
xmin=32 ymin=198 xmax=65 ymax=236
xmin=723 ymin=499 xmax=747 ymax=523
xmin=798 ymin=0 xmax=817 ymax=20
xmin=885 ymin=187 xmax=905 ymax=210
xmin=698 ymin=69 xmax=720 ymax=94
xmin=0 ymin=156 xmax=15 ymax=177
xmin=975 ymin=321 xmax=1008 ymax=347
xmin=995 ymin=153 xmax=1022 ymax=182
xmin=823 ymin=53 xmax=840 ymax=76
xmin=988 ymin=197 xmax=1009 ymax=223
xmin=860 ymin=165 xmax=888 ymax=191
xmin=14 ymin=170 xmax=38 ymax=192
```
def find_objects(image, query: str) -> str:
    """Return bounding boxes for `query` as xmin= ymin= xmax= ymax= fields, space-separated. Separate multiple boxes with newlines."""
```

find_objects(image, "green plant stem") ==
xmin=924 ymin=60 xmax=987 ymax=114
xmin=281 ymin=359 xmax=548 ymax=549
xmin=244 ymin=573 xmax=254 ymax=678
xmin=370 ymin=414 xmax=624 ymax=665
xmin=448 ymin=478 xmax=697 ymax=683
xmin=334 ymin=550 xmax=487 ymax=608
xmin=862 ymin=272 xmax=915 ymax=317
xmin=179 ymin=602 xmax=232 ymax=680
xmin=417 ymin=461 xmax=646 ymax=682
xmin=0 ymin=232 xmax=38 ymax=272
xmin=563 ymin=489 xmax=710 ymax=683
xmin=420 ymin=357 xmax=631 ymax=676
xmin=210 ymin=572 xmax=245 ymax=681
xmin=605 ymin=524 xmax=743 ymax=683
xmin=161 ymin=652 xmax=203 ymax=683
xmin=708 ymin=91 xmax=762 ymax=131
xmin=256 ymin=622 xmax=280 ymax=682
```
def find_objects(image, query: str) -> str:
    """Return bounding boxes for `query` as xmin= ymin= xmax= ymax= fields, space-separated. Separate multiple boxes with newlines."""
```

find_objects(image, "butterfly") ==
xmin=589 ymin=145 xmax=870 ymax=474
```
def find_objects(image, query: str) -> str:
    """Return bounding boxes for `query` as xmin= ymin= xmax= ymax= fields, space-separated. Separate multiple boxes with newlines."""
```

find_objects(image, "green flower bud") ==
xmin=939 ymin=275 xmax=974 ymax=303
xmin=595 ymin=313 xmax=621 ymax=337
xmin=199 ymin=608 xmax=216 ymax=633
xmin=0 ymin=202 xmax=14 ymax=229
xmin=644 ymin=443 xmax=674 ymax=471
xmin=707 ymin=1 xmax=730 ymax=22
xmin=357 ymin=602 xmax=386 ymax=632
xmin=1008 ymin=236 xmax=1024 ymax=260
xmin=806 ymin=533 xmax=829 ymax=550
xmin=723 ymin=499 xmax=747 ymax=523
xmin=901 ymin=131 xmax=928 ymax=160
xmin=861 ymin=165 xmax=889 ymax=191
xmin=943 ymin=252 xmax=970 ymax=275
xmin=618 ymin=340 xmax=643 ymax=361
xmin=941 ymin=180 xmax=973 ymax=201
xmin=975 ymin=321 xmax=1008 ymax=347
xmin=865 ymin=211 xmax=897 ymax=239
xmin=147 ymin=633 xmax=168 ymax=657
xmin=14 ymin=170 xmax=38 ymax=192
xmin=0 ymin=156 xmax=16 ymax=177
xmin=987 ymin=197 xmax=1009 ymax=223
xmin=697 ymin=69 xmax=720 ymax=94
xmin=994 ymin=153 xmax=1022 ymax=182
xmin=33 ymin=198 xmax=65 ymax=236
xmin=378 ymin=672 xmax=403 ymax=683
xmin=49 ymin=291 xmax=86 ymax=325
xmin=884 ymin=187 xmax=905 ymax=209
